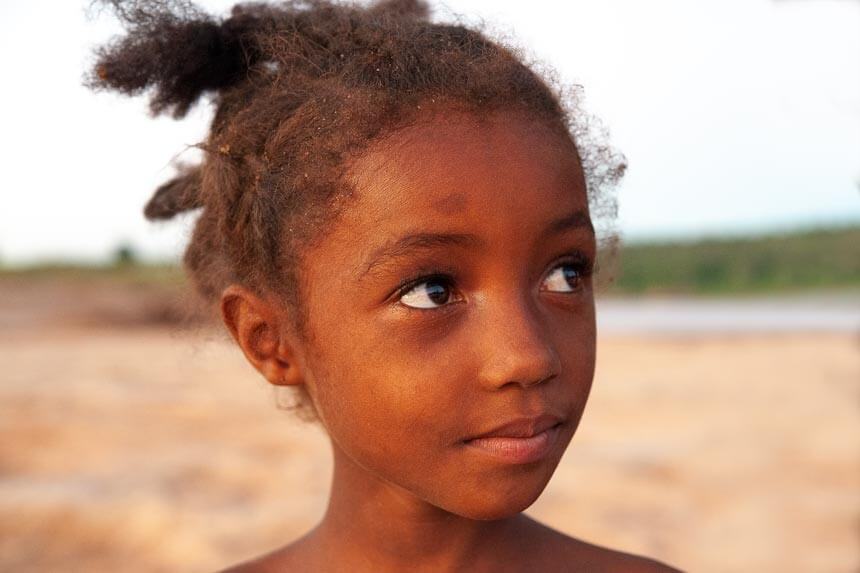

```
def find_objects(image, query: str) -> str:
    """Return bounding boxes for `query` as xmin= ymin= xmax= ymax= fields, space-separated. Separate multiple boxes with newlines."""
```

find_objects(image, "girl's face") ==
xmin=297 ymin=108 xmax=596 ymax=520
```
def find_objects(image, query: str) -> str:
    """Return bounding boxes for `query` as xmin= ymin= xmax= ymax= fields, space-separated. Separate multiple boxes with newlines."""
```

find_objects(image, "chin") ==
xmin=458 ymin=492 xmax=544 ymax=521
xmin=439 ymin=471 xmax=552 ymax=521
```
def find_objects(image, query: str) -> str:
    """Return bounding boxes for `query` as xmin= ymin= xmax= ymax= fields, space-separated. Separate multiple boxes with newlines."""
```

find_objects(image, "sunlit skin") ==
xmin=220 ymin=108 xmax=679 ymax=572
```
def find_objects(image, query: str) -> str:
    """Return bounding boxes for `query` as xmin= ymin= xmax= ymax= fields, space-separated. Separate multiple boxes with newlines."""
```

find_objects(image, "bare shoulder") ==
xmin=527 ymin=519 xmax=684 ymax=573
xmin=217 ymin=535 xmax=312 ymax=573
xmin=217 ymin=549 xmax=296 ymax=573
xmin=584 ymin=546 xmax=684 ymax=573
xmin=553 ymin=535 xmax=682 ymax=572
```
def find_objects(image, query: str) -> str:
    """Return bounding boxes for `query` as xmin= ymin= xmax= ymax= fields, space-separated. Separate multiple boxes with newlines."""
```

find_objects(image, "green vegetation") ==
xmin=2 ymin=226 xmax=858 ymax=297
xmin=112 ymin=242 xmax=139 ymax=267
xmin=0 ymin=260 xmax=186 ymax=288
xmin=606 ymin=226 xmax=860 ymax=296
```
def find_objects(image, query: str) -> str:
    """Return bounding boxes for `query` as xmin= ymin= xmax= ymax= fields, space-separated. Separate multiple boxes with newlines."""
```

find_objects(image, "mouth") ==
xmin=462 ymin=414 xmax=564 ymax=465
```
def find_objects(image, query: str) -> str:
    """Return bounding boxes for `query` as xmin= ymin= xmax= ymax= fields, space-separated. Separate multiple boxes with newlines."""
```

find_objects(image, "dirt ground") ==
xmin=0 ymin=278 xmax=857 ymax=572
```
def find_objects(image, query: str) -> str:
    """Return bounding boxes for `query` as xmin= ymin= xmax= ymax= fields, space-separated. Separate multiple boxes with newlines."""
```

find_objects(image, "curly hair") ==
xmin=87 ymin=0 xmax=625 ymax=416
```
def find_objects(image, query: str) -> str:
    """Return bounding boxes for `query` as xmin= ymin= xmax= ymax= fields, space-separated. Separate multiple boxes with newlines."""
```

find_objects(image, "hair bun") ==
xmin=370 ymin=0 xmax=430 ymax=20
xmin=89 ymin=1 xmax=263 ymax=118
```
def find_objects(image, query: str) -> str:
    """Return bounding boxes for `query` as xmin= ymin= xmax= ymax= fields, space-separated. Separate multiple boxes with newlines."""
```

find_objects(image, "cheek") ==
xmin=564 ymin=300 xmax=596 ymax=369
xmin=303 ymin=312 xmax=451 ymax=460
xmin=564 ymin=303 xmax=597 ymax=402
xmin=565 ymin=335 xmax=596 ymax=422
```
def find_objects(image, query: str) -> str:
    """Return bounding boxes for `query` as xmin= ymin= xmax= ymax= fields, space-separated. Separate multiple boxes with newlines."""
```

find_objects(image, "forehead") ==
xmin=342 ymin=109 xmax=587 ymax=230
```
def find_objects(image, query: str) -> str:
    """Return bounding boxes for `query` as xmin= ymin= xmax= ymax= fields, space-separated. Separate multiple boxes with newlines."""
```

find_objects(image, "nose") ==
xmin=475 ymin=294 xmax=562 ymax=391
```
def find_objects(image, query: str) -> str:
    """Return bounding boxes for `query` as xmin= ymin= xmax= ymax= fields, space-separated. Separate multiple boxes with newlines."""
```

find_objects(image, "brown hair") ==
xmin=88 ymin=0 xmax=624 ymax=317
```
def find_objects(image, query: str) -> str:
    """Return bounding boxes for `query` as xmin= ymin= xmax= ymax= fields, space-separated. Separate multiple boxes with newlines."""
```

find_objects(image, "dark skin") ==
xmin=220 ymin=108 xmax=681 ymax=572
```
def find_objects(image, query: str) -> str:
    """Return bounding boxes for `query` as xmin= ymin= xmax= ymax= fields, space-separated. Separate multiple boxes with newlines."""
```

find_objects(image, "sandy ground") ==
xmin=0 ymin=281 xmax=857 ymax=572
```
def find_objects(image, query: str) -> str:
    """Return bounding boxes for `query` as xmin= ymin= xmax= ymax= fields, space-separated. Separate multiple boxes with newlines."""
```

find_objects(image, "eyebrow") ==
xmin=358 ymin=209 xmax=593 ymax=281
xmin=360 ymin=232 xmax=481 ymax=280
xmin=544 ymin=209 xmax=594 ymax=237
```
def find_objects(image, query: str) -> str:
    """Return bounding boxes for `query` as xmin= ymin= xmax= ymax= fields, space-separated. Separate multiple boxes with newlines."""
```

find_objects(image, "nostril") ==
xmin=523 ymin=371 xmax=557 ymax=388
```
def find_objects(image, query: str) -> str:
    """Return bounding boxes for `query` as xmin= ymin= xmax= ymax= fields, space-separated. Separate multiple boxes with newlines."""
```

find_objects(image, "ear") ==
xmin=220 ymin=285 xmax=304 ymax=387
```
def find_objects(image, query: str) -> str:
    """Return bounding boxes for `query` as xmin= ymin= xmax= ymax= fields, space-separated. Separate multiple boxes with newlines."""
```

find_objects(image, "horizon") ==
xmin=3 ymin=221 xmax=855 ymax=270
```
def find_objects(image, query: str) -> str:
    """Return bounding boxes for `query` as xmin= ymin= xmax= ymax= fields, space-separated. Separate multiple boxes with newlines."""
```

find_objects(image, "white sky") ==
xmin=1 ymin=0 xmax=858 ymax=264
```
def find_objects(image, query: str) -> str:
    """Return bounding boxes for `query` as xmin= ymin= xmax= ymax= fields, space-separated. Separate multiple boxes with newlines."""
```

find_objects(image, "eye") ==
xmin=398 ymin=276 xmax=459 ymax=309
xmin=541 ymin=262 xmax=587 ymax=293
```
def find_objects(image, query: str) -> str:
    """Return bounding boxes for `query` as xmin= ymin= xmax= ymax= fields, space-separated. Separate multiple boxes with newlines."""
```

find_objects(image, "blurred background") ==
xmin=0 ymin=0 xmax=858 ymax=571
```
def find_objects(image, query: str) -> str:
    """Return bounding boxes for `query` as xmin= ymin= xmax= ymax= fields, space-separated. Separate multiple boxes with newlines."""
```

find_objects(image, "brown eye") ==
xmin=399 ymin=278 xmax=454 ymax=309
xmin=542 ymin=264 xmax=584 ymax=293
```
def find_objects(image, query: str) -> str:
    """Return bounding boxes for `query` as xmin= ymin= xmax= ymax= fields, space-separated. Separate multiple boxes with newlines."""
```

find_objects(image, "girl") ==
xmin=89 ymin=1 xmax=680 ymax=571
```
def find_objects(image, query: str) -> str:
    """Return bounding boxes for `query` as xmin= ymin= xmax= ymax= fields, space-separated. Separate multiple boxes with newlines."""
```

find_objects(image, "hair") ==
xmin=87 ymin=0 xmax=625 ymax=418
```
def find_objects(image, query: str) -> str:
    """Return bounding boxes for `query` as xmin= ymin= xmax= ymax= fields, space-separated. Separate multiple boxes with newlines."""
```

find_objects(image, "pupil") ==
xmin=563 ymin=266 xmax=581 ymax=288
xmin=426 ymin=282 xmax=450 ymax=304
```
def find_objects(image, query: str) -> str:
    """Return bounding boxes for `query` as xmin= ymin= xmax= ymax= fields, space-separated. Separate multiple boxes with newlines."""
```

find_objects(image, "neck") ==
xmin=308 ymin=443 xmax=531 ymax=572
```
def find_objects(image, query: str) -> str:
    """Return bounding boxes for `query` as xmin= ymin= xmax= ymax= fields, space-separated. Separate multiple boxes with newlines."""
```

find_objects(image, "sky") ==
xmin=0 ymin=0 xmax=858 ymax=265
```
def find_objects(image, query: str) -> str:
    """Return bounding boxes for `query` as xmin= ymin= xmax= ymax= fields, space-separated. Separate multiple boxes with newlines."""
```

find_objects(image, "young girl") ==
xmin=90 ymin=1 xmax=680 ymax=571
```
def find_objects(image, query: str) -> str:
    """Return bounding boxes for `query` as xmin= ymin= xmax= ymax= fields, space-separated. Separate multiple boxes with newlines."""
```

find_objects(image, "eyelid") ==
xmin=392 ymin=274 xmax=464 ymax=312
xmin=388 ymin=269 xmax=459 ymax=304
xmin=386 ymin=251 xmax=594 ymax=307
xmin=546 ymin=251 xmax=594 ymax=274
xmin=392 ymin=273 xmax=451 ymax=300
xmin=540 ymin=251 xmax=595 ymax=290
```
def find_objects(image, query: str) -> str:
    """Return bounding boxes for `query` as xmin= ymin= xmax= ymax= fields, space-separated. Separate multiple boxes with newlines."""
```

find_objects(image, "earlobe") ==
xmin=220 ymin=285 xmax=304 ymax=387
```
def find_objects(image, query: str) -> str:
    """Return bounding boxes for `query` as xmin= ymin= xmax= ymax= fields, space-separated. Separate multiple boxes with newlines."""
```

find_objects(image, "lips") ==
xmin=466 ymin=413 xmax=563 ymax=440
xmin=463 ymin=413 xmax=564 ymax=464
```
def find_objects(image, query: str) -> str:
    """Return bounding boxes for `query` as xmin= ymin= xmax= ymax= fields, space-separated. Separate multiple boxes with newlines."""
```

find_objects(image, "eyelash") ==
xmin=392 ymin=272 xmax=456 ymax=304
xmin=391 ymin=253 xmax=594 ymax=310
